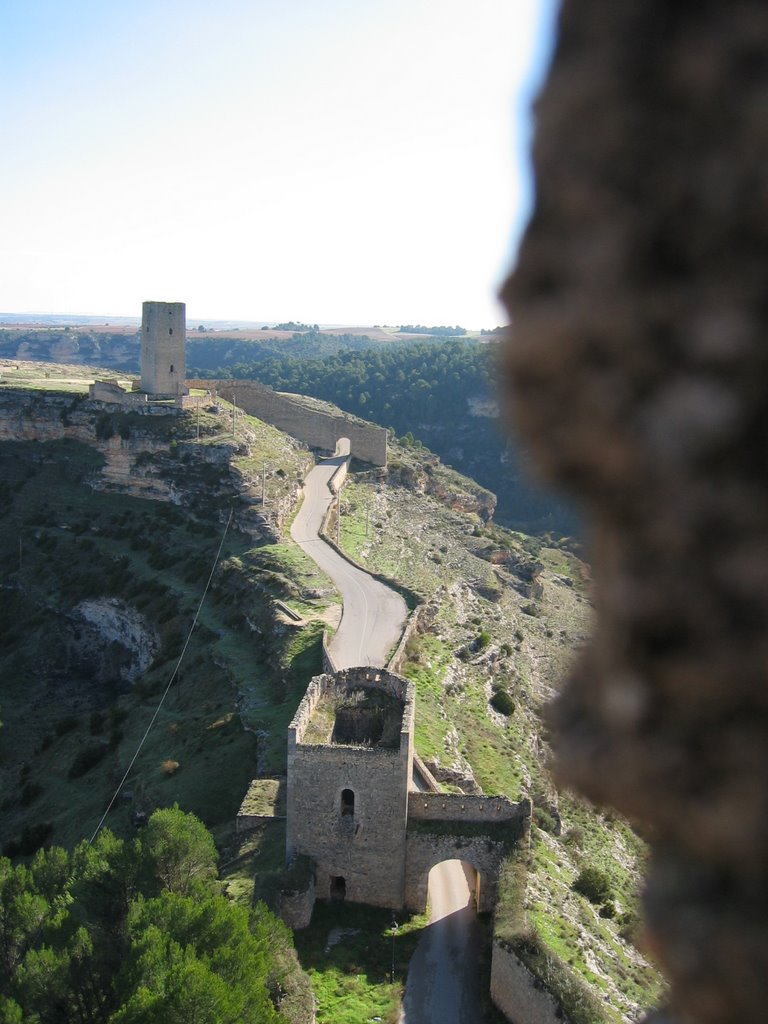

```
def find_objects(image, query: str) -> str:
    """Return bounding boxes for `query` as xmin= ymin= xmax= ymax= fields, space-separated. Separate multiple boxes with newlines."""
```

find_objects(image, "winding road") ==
xmin=292 ymin=448 xmax=485 ymax=1022
xmin=290 ymin=447 xmax=407 ymax=669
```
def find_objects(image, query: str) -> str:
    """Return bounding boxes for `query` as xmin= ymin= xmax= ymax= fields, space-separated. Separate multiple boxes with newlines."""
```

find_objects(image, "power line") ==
xmin=87 ymin=505 xmax=234 ymax=845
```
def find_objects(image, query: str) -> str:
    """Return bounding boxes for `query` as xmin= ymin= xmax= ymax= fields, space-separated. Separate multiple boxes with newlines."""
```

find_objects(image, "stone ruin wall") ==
xmin=490 ymin=941 xmax=570 ymax=1024
xmin=140 ymin=300 xmax=187 ymax=396
xmin=285 ymin=742 xmax=409 ymax=908
xmin=407 ymin=791 xmax=527 ymax=824
xmin=286 ymin=669 xmax=414 ymax=909
xmin=403 ymin=832 xmax=509 ymax=914
xmin=202 ymin=379 xmax=388 ymax=466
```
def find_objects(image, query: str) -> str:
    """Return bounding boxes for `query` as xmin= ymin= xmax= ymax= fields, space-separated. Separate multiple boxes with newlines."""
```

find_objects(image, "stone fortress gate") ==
xmin=285 ymin=667 xmax=530 ymax=916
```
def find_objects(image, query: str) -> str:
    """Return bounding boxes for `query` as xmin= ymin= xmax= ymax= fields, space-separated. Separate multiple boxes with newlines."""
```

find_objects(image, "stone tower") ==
xmin=140 ymin=300 xmax=187 ymax=396
xmin=286 ymin=668 xmax=414 ymax=908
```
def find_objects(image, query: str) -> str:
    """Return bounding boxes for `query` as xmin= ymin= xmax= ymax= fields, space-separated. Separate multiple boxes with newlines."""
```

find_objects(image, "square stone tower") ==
xmin=140 ymin=300 xmax=187 ymax=396
xmin=286 ymin=668 xmax=414 ymax=909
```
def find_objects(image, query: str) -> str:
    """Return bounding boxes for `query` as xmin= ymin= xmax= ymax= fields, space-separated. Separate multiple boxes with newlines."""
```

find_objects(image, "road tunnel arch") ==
xmin=405 ymin=830 xmax=509 ymax=914
xmin=427 ymin=858 xmax=481 ymax=916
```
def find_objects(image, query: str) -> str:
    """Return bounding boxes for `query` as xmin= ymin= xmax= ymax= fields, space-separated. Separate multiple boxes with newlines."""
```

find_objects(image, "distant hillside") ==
xmin=0 ymin=328 xmax=579 ymax=537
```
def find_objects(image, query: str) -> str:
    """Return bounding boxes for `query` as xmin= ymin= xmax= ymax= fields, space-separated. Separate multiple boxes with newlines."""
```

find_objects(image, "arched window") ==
xmin=341 ymin=788 xmax=355 ymax=817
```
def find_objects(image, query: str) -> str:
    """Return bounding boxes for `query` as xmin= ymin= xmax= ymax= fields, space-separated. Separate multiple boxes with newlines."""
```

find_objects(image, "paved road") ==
xmin=290 ymin=451 xmax=407 ymax=669
xmin=401 ymin=860 xmax=485 ymax=1024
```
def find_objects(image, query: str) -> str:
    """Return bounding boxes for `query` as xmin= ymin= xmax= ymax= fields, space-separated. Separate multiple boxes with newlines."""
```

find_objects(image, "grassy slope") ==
xmin=0 ymin=384 xmax=332 ymax=853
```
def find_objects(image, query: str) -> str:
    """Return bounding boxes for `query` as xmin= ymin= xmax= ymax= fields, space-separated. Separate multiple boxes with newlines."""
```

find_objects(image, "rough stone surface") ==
xmin=285 ymin=668 xmax=529 ymax=914
xmin=490 ymin=941 xmax=570 ymax=1024
xmin=501 ymin=3 xmax=768 ymax=1022
xmin=208 ymin=379 xmax=388 ymax=465
xmin=140 ymin=301 xmax=187 ymax=396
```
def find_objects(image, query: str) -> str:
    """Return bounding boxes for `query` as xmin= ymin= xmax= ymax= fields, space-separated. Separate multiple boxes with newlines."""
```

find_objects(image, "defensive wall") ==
xmin=405 ymin=793 xmax=530 ymax=913
xmin=190 ymin=379 xmax=387 ymax=465
xmin=490 ymin=942 xmax=571 ymax=1024
xmin=140 ymin=300 xmax=187 ymax=396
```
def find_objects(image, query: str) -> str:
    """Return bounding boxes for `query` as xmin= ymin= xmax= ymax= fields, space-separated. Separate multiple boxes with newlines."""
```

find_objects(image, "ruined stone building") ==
xmin=283 ymin=667 xmax=529 ymax=921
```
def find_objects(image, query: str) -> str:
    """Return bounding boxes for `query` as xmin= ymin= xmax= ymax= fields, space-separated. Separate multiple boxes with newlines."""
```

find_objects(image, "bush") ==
xmin=490 ymin=688 xmax=516 ymax=716
xmin=533 ymin=807 xmax=557 ymax=833
xmin=475 ymin=629 xmax=491 ymax=650
xmin=68 ymin=743 xmax=109 ymax=779
xmin=599 ymin=900 xmax=616 ymax=919
xmin=573 ymin=866 xmax=613 ymax=905
xmin=55 ymin=715 xmax=79 ymax=737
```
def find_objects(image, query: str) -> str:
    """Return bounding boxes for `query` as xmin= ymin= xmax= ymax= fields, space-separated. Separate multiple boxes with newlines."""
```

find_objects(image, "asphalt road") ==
xmin=290 ymin=452 xmax=407 ymax=669
xmin=401 ymin=860 xmax=485 ymax=1024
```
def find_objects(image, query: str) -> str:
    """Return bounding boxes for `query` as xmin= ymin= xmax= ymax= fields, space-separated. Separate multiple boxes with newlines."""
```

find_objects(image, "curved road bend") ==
xmin=289 ymin=449 xmax=407 ymax=670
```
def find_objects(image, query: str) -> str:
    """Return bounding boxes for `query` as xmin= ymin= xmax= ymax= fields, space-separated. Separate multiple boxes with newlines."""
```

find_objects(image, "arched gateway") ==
xmin=284 ymin=668 xmax=530 ymax=920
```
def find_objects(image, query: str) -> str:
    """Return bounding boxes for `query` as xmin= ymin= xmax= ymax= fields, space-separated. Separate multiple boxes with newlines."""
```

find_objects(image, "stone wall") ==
xmin=204 ymin=379 xmax=387 ymax=465
xmin=140 ymin=300 xmax=187 ymax=396
xmin=286 ymin=743 xmax=409 ymax=907
xmin=89 ymin=380 xmax=147 ymax=405
xmin=490 ymin=941 xmax=569 ymax=1024
xmin=286 ymin=668 xmax=414 ymax=909
xmin=278 ymin=876 xmax=316 ymax=931
xmin=407 ymin=792 xmax=528 ymax=824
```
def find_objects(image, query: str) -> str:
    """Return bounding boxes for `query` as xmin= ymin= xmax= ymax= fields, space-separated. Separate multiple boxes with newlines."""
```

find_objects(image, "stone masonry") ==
xmin=284 ymin=667 xmax=529 ymax=915
xmin=140 ymin=300 xmax=187 ymax=396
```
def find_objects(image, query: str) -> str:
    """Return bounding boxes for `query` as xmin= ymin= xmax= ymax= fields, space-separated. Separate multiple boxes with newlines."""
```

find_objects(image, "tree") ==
xmin=139 ymin=805 xmax=218 ymax=895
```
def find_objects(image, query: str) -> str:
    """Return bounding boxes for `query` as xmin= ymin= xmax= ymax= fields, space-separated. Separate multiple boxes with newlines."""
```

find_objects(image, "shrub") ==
xmin=533 ymin=807 xmax=557 ymax=833
xmin=573 ymin=866 xmax=613 ymax=905
xmin=599 ymin=900 xmax=616 ymax=919
xmin=55 ymin=714 xmax=79 ymax=737
xmin=69 ymin=743 xmax=109 ymax=779
xmin=475 ymin=629 xmax=491 ymax=650
xmin=490 ymin=688 xmax=516 ymax=716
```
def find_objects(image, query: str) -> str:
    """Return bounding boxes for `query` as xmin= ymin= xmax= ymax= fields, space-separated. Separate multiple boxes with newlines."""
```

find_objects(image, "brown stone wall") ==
xmin=501 ymin=3 xmax=768 ymax=1022
xmin=209 ymin=380 xmax=387 ymax=465
xmin=407 ymin=792 xmax=527 ymax=824
xmin=285 ymin=744 xmax=409 ymax=907
xmin=285 ymin=669 xmax=414 ymax=909
xmin=490 ymin=941 xmax=569 ymax=1024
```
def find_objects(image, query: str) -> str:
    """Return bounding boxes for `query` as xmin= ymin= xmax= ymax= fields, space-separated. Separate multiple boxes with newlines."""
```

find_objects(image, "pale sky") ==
xmin=1 ymin=0 xmax=557 ymax=328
